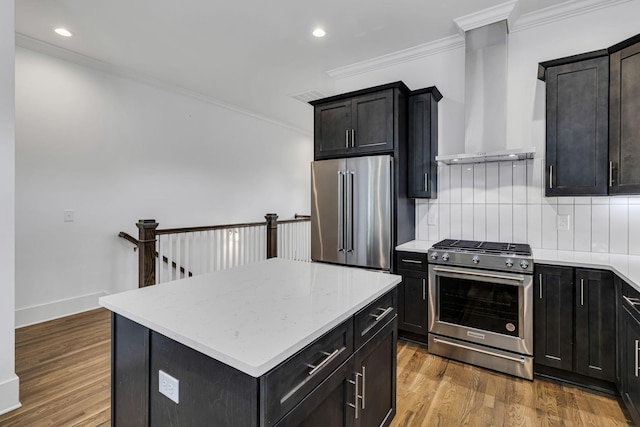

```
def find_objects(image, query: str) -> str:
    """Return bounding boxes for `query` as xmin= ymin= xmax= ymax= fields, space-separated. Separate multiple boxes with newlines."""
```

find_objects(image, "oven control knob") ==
xmin=505 ymin=259 xmax=514 ymax=268
xmin=430 ymin=252 xmax=438 ymax=261
xmin=442 ymin=253 xmax=450 ymax=261
xmin=520 ymin=260 xmax=530 ymax=270
xmin=472 ymin=256 xmax=480 ymax=264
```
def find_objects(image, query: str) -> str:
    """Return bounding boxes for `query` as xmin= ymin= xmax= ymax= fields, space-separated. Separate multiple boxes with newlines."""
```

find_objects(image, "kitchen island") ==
xmin=100 ymin=258 xmax=401 ymax=426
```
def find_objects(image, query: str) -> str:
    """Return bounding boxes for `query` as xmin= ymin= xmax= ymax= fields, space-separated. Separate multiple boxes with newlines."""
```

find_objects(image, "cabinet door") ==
xmin=574 ymin=269 xmax=616 ymax=381
xmin=397 ymin=271 xmax=428 ymax=336
xmin=622 ymin=308 xmax=640 ymax=424
xmin=408 ymin=93 xmax=437 ymax=198
xmin=314 ymin=100 xmax=352 ymax=160
xmin=534 ymin=265 xmax=574 ymax=371
xmin=354 ymin=318 xmax=397 ymax=427
xmin=351 ymin=90 xmax=394 ymax=155
xmin=610 ymin=40 xmax=640 ymax=194
xmin=545 ymin=56 xmax=609 ymax=196
xmin=274 ymin=359 xmax=355 ymax=427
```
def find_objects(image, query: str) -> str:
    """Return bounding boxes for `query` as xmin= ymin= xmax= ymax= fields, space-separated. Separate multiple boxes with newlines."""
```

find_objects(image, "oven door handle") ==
xmin=432 ymin=267 xmax=525 ymax=283
xmin=433 ymin=337 xmax=526 ymax=364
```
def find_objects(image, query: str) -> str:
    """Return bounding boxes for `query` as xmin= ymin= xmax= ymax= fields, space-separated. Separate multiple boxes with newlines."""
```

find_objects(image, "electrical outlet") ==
xmin=159 ymin=370 xmax=179 ymax=404
xmin=557 ymin=214 xmax=570 ymax=231
xmin=428 ymin=211 xmax=438 ymax=226
xmin=63 ymin=209 xmax=74 ymax=222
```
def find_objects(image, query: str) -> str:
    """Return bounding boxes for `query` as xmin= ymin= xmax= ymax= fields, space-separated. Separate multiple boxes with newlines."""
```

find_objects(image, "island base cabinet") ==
xmin=353 ymin=318 xmax=397 ymax=427
xmin=274 ymin=358 xmax=356 ymax=427
xmin=276 ymin=317 xmax=397 ymax=427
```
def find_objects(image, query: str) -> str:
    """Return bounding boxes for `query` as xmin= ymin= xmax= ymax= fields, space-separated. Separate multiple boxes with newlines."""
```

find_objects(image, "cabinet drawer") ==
xmin=261 ymin=319 xmax=354 ymax=426
xmin=354 ymin=288 xmax=397 ymax=350
xmin=396 ymin=252 xmax=428 ymax=273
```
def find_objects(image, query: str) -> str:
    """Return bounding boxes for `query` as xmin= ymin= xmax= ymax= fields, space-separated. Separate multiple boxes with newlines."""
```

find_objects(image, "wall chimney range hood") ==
xmin=436 ymin=0 xmax=535 ymax=165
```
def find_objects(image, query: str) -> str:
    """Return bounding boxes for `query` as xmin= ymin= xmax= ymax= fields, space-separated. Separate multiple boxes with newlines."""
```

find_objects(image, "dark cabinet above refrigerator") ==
xmin=310 ymin=81 xmax=409 ymax=161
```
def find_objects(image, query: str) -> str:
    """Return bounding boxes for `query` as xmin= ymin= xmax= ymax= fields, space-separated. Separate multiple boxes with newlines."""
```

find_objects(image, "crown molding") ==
xmin=453 ymin=0 xmax=519 ymax=34
xmin=511 ymin=0 xmax=633 ymax=33
xmin=15 ymin=33 xmax=312 ymax=136
xmin=326 ymin=34 xmax=464 ymax=80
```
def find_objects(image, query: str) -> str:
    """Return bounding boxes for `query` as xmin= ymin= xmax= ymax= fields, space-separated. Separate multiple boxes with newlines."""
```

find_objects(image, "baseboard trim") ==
xmin=0 ymin=374 xmax=21 ymax=416
xmin=15 ymin=291 xmax=109 ymax=328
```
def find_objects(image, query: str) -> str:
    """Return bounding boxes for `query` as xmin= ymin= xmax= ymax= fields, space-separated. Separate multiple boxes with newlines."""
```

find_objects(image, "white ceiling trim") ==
xmin=453 ymin=0 xmax=519 ymax=33
xmin=327 ymin=0 xmax=633 ymax=81
xmin=326 ymin=34 xmax=464 ymax=81
xmin=511 ymin=0 xmax=633 ymax=32
xmin=15 ymin=33 xmax=312 ymax=137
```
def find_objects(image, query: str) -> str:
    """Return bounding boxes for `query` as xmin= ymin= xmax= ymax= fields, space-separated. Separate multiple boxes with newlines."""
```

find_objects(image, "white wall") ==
xmin=15 ymin=46 xmax=313 ymax=326
xmin=333 ymin=0 xmax=640 ymax=252
xmin=0 ymin=0 xmax=21 ymax=416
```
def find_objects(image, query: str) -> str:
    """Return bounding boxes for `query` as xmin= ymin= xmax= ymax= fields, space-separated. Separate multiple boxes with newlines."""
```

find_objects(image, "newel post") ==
xmin=137 ymin=219 xmax=159 ymax=287
xmin=265 ymin=213 xmax=278 ymax=259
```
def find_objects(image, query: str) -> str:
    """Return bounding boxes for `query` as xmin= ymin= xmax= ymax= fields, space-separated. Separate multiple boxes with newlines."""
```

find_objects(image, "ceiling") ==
xmin=15 ymin=0 xmax=568 ymax=132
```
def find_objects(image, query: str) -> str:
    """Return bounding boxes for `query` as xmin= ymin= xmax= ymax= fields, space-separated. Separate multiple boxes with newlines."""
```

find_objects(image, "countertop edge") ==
xmin=396 ymin=240 xmax=640 ymax=293
xmin=100 ymin=270 xmax=401 ymax=378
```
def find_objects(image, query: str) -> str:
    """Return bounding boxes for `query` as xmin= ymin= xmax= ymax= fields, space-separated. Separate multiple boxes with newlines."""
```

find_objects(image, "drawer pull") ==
xmin=624 ymin=296 xmax=640 ymax=307
xmin=401 ymin=259 xmax=423 ymax=265
xmin=307 ymin=348 xmax=343 ymax=377
xmin=369 ymin=306 xmax=394 ymax=322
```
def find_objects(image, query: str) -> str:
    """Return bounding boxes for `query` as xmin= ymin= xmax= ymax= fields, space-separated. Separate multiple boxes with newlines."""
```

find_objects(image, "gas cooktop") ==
xmin=428 ymin=239 xmax=533 ymax=273
xmin=432 ymin=239 xmax=532 ymax=256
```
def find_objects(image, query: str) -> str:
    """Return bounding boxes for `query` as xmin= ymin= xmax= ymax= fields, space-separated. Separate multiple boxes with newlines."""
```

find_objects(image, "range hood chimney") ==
xmin=436 ymin=0 xmax=535 ymax=164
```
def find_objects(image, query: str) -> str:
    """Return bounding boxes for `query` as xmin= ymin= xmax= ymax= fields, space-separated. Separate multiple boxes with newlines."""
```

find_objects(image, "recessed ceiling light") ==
xmin=312 ymin=28 xmax=326 ymax=38
xmin=54 ymin=28 xmax=73 ymax=37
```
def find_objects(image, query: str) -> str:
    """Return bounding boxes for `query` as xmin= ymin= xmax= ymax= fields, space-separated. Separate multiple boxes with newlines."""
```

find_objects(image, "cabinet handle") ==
xmin=345 ymin=130 xmax=349 ymax=149
xmin=424 ymin=173 xmax=429 ymax=192
xmin=348 ymin=371 xmax=362 ymax=419
xmin=422 ymin=278 xmax=426 ymax=301
xmin=624 ymin=295 xmax=640 ymax=307
xmin=539 ymin=274 xmax=543 ymax=299
xmin=610 ymin=161 xmax=614 ymax=187
xmin=369 ymin=306 xmax=394 ymax=322
xmin=401 ymin=259 xmax=423 ymax=265
xmin=580 ymin=278 xmax=584 ymax=306
xmin=307 ymin=348 xmax=342 ymax=377
xmin=351 ymin=129 xmax=355 ymax=148
xmin=549 ymin=165 xmax=553 ymax=189
xmin=361 ymin=366 xmax=366 ymax=409
xmin=636 ymin=340 xmax=640 ymax=377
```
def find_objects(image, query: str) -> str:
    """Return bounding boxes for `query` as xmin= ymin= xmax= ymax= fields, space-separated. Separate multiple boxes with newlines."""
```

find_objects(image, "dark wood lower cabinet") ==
xmin=112 ymin=290 xmax=397 ymax=427
xmin=397 ymin=272 xmax=428 ymax=337
xmin=274 ymin=359 xmax=356 ymax=427
xmin=354 ymin=318 xmax=397 ymax=427
xmin=621 ymin=306 xmax=640 ymax=424
xmin=534 ymin=265 xmax=574 ymax=371
xmin=574 ymin=269 xmax=616 ymax=381
xmin=534 ymin=265 xmax=616 ymax=390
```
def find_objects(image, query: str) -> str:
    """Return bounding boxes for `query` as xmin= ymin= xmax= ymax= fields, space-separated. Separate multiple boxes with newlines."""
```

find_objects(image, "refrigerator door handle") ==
xmin=346 ymin=171 xmax=354 ymax=253
xmin=337 ymin=171 xmax=345 ymax=253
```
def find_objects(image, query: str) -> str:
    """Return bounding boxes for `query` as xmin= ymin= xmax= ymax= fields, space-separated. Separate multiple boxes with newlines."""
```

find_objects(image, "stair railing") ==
xmin=119 ymin=213 xmax=311 ymax=287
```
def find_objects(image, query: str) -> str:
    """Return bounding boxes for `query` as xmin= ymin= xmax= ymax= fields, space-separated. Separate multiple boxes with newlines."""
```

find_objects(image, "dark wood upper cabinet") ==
xmin=539 ymin=52 xmax=609 ymax=196
xmin=310 ymin=82 xmax=408 ymax=160
xmin=609 ymin=34 xmax=640 ymax=195
xmin=408 ymin=87 xmax=441 ymax=198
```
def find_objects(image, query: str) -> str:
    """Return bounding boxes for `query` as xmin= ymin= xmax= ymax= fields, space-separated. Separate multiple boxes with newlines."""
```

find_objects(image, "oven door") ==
xmin=428 ymin=265 xmax=533 ymax=356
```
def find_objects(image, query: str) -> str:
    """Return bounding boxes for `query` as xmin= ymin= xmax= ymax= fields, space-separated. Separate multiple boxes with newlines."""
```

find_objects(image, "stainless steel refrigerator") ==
xmin=311 ymin=155 xmax=393 ymax=270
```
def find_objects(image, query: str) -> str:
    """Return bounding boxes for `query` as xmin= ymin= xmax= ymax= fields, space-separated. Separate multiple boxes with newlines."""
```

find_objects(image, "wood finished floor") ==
xmin=0 ymin=309 xmax=632 ymax=426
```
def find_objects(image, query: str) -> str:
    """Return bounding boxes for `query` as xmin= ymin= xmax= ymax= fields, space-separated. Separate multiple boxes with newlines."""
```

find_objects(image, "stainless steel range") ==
xmin=427 ymin=239 xmax=534 ymax=380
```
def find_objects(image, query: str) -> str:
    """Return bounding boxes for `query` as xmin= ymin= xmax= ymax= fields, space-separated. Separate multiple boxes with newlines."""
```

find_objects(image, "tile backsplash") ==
xmin=416 ymin=158 xmax=640 ymax=255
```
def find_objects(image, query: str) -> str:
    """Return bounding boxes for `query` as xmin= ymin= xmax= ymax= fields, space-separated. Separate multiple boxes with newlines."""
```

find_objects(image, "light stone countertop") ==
xmin=99 ymin=258 xmax=401 ymax=378
xmin=396 ymin=240 xmax=640 ymax=293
